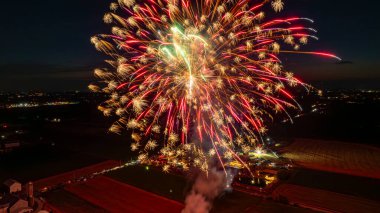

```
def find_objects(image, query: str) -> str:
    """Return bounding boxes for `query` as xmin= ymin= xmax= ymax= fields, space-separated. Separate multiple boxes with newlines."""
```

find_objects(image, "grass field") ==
xmin=34 ymin=160 xmax=121 ymax=192
xmin=283 ymin=139 xmax=380 ymax=179
xmin=106 ymin=165 xmax=189 ymax=201
xmin=105 ymin=165 xmax=314 ymax=213
xmin=288 ymin=168 xmax=380 ymax=201
xmin=273 ymin=184 xmax=380 ymax=213
xmin=212 ymin=190 xmax=315 ymax=213
xmin=44 ymin=189 xmax=106 ymax=213
xmin=65 ymin=176 xmax=184 ymax=213
xmin=0 ymin=147 xmax=105 ymax=183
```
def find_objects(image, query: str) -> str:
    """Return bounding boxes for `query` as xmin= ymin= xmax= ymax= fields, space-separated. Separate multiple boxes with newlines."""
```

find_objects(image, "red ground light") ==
xmin=65 ymin=176 xmax=184 ymax=213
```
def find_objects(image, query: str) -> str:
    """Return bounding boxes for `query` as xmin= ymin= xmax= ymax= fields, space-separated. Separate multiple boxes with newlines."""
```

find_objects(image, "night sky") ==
xmin=0 ymin=0 xmax=379 ymax=91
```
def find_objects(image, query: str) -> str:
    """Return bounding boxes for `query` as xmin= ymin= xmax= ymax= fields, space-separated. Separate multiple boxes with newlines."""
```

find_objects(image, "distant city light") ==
xmin=5 ymin=101 xmax=79 ymax=109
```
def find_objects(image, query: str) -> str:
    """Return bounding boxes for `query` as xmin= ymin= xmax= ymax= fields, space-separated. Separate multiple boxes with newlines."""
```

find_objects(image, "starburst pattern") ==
xmin=91 ymin=0 xmax=340 ymax=175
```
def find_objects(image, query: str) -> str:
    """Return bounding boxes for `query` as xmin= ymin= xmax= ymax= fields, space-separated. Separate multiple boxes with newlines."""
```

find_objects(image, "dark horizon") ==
xmin=0 ymin=0 xmax=379 ymax=91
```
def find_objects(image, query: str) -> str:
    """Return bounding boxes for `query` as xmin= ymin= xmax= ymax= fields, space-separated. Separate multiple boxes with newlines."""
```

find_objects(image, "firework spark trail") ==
xmin=90 ymin=0 xmax=340 ymax=174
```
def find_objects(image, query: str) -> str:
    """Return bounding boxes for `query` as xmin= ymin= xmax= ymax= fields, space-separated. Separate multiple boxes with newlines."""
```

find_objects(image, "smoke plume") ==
xmin=182 ymin=169 xmax=227 ymax=213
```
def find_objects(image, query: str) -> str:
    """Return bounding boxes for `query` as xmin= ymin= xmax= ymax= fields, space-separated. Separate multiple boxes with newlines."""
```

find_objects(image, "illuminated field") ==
xmin=45 ymin=165 xmax=313 ymax=213
xmin=283 ymin=139 xmax=380 ymax=179
xmin=34 ymin=160 xmax=120 ymax=192
xmin=44 ymin=189 xmax=106 ymax=213
xmin=65 ymin=176 xmax=184 ymax=213
xmin=273 ymin=184 xmax=380 ymax=212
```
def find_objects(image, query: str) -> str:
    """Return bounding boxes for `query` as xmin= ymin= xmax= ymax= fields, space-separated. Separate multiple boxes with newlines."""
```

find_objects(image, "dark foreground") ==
xmin=1 ymin=91 xmax=380 ymax=212
xmin=44 ymin=165 xmax=313 ymax=213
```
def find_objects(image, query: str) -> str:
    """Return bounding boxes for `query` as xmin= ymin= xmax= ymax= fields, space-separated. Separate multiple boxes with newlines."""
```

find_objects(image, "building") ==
xmin=3 ymin=180 xmax=21 ymax=194
xmin=0 ymin=195 xmax=31 ymax=213
xmin=0 ymin=203 xmax=8 ymax=213
xmin=0 ymin=196 xmax=16 ymax=213
xmin=8 ymin=198 xmax=30 ymax=213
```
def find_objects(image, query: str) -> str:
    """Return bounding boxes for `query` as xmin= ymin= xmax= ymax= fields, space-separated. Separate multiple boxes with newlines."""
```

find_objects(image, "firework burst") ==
xmin=90 ymin=0 xmax=340 ymax=175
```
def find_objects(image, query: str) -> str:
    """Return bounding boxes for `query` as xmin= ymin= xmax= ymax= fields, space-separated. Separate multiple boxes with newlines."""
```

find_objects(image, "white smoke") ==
xmin=182 ymin=169 xmax=227 ymax=213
